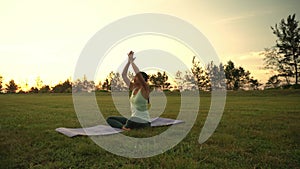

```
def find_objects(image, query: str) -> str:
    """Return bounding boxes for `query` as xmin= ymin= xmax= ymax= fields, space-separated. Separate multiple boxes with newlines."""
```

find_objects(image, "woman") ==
xmin=106 ymin=51 xmax=151 ymax=131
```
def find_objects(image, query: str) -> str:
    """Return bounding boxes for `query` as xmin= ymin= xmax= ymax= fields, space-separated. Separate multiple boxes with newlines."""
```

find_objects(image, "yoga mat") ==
xmin=55 ymin=117 xmax=184 ymax=137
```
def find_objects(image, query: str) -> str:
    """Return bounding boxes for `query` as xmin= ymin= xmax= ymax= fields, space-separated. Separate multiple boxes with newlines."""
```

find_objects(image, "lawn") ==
xmin=0 ymin=90 xmax=299 ymax=169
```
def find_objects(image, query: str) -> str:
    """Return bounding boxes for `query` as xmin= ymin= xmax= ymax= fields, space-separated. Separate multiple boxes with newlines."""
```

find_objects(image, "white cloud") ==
xmin=212 ymin=10 xmax=272 ymax=25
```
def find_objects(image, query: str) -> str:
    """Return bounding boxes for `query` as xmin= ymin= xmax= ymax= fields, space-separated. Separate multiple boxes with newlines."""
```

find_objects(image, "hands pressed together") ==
xmin=128 ymin=51 xmax=136 ymax=63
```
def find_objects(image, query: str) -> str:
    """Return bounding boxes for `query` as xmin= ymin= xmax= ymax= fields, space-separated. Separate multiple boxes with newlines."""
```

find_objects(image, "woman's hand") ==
xmin=128 ymin=51 xmax=136 ymax=63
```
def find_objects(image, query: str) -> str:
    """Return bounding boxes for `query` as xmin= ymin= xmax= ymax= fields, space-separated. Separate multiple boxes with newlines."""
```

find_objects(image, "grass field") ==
xmin=0 ymin=90 xmax=299 ymax=169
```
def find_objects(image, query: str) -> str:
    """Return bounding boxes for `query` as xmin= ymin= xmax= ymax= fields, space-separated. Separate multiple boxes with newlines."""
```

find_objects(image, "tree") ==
xmin=72 ymin=75 xmax=95 ymax=92
xmin=149 ymin=71 xmax=170 ymax=90
xmin=248 ymin=78 xmax=261 ymax=90
xmin=110 ymin=72 xmax=127 ymax=91
xmin=127 ymin=71 xmax=135 ymax=82
xmin=183 ymin=70 xmax=197 ymax=91
xmin=161 ymin=72 xmax=171 ymax=90
xmin=100 ymin=71 xmax=127 ymax=92
xmin=102 ymin=78 xmax=111 ymax=91
xmin=265 ymin=75 xmax=282 ymax=89
xmin=224 ymin=60 xmax=260 ymax=90
xmin=225 ymin=60 xmax=240 ymax=90
xmin=27 ymin=77 xmax=45 ymax=93
xmin=52 ymin=79 xmax=72 ymax=93
xmin=35 ymin=76 xmax=43 ymax=90
xmin=0 ymin=75 xmax=3 ymax=92
xmin=5 ymin=80 xmax=19 ymax=93
xmin=191 ymin=56 xmax=210 ymax=91
xmin=29 ymin=87 xmax=39 ymax=93
xmin=39 ymin=85 xmax=51 ymax=93
xmin=262 ymin=47 xmax=292 ymax=85
xmin=101 ymin=71 xmax=116 ymax=91
xmin=96 ymin=81 xmax=103 ymax=91
xmin=207 ymin=62 xmax=226 ymax=90
xmin=174 ymin=70 xmax=184 ymax=91
xmin=174 ymin=70 xmax=197 ymax=91
xmin=271 ymin=14 xmax=300 ymax=84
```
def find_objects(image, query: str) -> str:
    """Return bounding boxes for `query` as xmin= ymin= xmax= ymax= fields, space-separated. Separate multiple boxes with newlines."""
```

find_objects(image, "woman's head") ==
xmin=134 ymin=71 xmax=149 ymax=85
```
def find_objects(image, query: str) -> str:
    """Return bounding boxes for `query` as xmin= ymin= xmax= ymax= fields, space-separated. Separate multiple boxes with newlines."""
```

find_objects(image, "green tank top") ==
xmin=130 ymin=88 xmax=150 ymax=121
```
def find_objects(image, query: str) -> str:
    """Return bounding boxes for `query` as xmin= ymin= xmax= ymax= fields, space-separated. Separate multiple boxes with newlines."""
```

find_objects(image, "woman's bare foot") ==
xmin=122 ymin=126 xmax=131 ymax=131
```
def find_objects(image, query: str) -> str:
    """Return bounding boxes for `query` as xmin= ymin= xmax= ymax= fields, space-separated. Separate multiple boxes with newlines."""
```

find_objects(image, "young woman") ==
xmin=106 ymin=51 xmax=150 ymax=131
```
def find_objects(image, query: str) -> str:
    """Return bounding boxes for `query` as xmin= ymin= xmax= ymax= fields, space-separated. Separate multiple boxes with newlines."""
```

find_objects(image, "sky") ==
xmin=0 ymin=0 xmax=299 ymax=90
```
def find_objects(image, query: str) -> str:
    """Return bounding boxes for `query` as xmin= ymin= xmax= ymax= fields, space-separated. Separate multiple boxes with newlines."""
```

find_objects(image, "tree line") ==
xmin=0 ymin=77 xmax=73 ymax=94
xmin=71 ymin=58 xmax=261 ymax=92
xmin=0 ymin=58 xmax=261 ymax=94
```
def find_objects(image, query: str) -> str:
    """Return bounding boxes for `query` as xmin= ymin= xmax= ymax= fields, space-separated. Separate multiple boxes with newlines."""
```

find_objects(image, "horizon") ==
xmin=1 ymin=1 xmax=300 ymax=91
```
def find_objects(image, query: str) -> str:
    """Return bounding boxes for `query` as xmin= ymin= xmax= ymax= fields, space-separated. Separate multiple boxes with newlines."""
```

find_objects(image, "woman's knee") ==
xmin=106 ymin=116 xmax=127 ymax=124
xmin=106 ymin=117 xmax=115 ymax=124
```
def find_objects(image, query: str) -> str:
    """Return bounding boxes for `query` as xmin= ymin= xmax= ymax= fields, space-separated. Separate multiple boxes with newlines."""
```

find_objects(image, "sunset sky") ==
xmin=0 ymin=0 xmax=299 ymax=90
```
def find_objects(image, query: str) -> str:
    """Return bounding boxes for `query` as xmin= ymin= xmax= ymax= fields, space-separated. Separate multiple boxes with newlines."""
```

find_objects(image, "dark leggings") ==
xmin=106 ymin=116 xmax=150 ymax=129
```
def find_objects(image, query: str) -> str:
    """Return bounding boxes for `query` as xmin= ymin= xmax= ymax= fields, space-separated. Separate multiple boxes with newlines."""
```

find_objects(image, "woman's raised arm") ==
xmin=122 ymin=60 xmax=131 ymax=87
xmin=129 ymin=54 xmax=148 ymax=90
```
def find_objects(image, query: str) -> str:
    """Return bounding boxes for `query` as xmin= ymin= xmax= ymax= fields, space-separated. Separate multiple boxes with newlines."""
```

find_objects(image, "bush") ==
xmin=291 ymin=84 xmax=300 ymax=89
xmin=282 ymin=84 xmax=293 ymax=89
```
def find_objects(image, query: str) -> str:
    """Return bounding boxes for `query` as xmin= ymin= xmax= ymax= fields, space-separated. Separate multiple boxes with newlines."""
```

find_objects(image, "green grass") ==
xmin=0 ymin=90 xmax=299 ymax=169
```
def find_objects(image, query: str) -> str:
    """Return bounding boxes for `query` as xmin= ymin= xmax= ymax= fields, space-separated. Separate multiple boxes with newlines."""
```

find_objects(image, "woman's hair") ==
xmin=137 ymin=71 xmax=150 ymax=104
xmin=138 ymin=71 xmax=149 ymax=82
